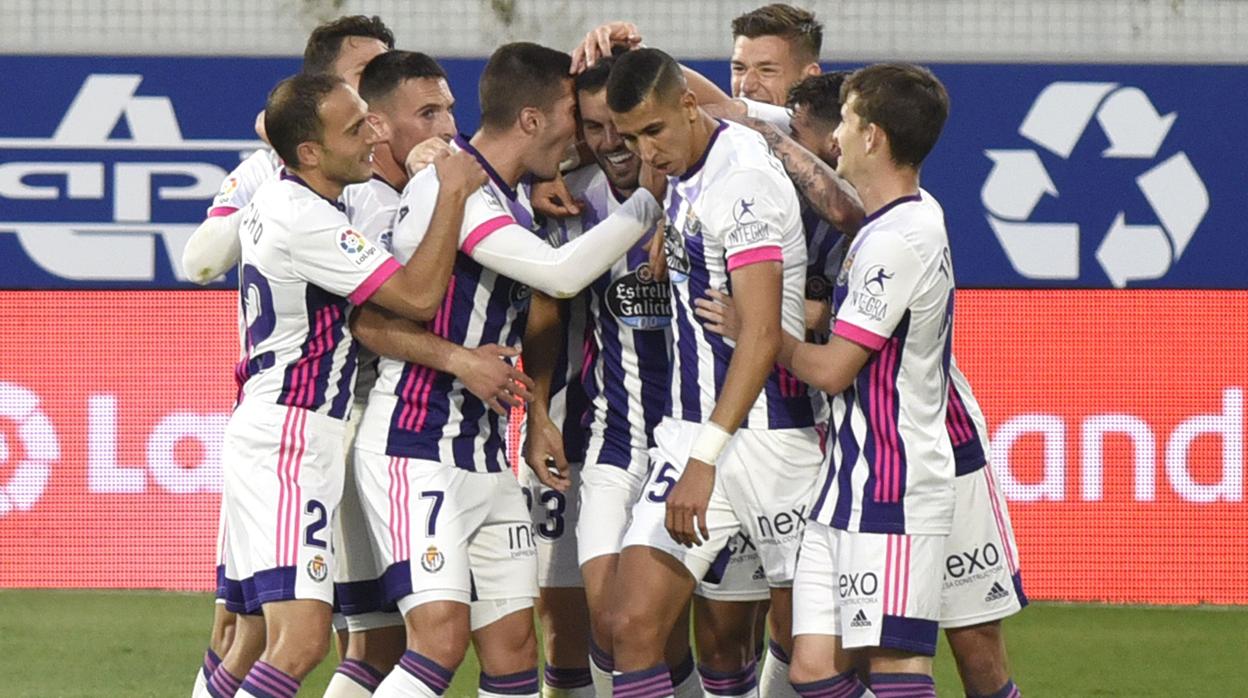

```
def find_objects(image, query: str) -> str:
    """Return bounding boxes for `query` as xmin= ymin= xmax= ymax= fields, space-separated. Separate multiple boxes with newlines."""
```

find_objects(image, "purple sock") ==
xmin=791 ymin=669 xmax=869 ymax=698
xmin=768 ymin=639 xmax=790 ymax=664
xmin=398 ymin=650 xmax=453 ymax=696
xmin=335 ymin=658 xmax=386 ymax=692
xmin=202 ymin=649 xmax=223 ymax=681
xmin=698 ymin=661 xmax=759 ymax=696
xmin=669 ymin=651 xmax=695 ymax=687
xmin=206 ymin=666 xmax=242 ymax=698
xmin=871 ymin=672 xmax=936 ymax=698
xmin=240 ymin=661 xmax=300 ymax=698
xmin=545 ymin=665 xmax=594 ymax=689
xmin=589 ymin=639 xmax=615 ymax=673
xmin=614 ymin=664 xmax=674 ymax=698
xmin=969 ymin=678 xmax=1021 ymax=698
xmin=480 ymin=668 xmax=540 ymax=695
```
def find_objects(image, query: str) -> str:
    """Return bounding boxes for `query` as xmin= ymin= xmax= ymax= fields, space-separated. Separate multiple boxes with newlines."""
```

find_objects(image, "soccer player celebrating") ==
xmin=729 ymin=4 xmax=823 ymax=106
xmin=350 ymin=42 xmax=665 ymax=698
xmin=603 ymin=48 xmax=826 ymax=698
xmin=216 ymin=71 xmax=484 ymax=698
xmin=773 ymin=63 xmax=953 ymax=698
xmin=522 ymin=52 xmax=702 ymax=698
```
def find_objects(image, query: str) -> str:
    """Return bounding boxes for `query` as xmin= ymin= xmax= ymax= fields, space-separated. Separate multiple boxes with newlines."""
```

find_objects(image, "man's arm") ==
xmin=522 ymin=292 xmax=573 ymax=492
xmin=349 ymin=304 xmax=533 ymax=415
xmin=779 ymin=333 xmax=872 ymax=396
xmin=367 ymin=150 xmax=486 ymax=321
xmin=182 ymin=212 xmax=242 ymax=284
xmin=665 ymin=262 xmax=783 ymax=547
xmin=742 ymin=117 xmax=865 ymax=236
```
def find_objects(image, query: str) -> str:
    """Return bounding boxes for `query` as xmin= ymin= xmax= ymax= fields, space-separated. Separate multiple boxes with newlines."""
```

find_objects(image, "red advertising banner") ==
xmin=0 ymin=290 xmax=1244 ymax=603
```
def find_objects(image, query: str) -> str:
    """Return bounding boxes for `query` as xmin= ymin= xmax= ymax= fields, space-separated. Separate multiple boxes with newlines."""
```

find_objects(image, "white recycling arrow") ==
xmin=986 ymin=215 xmax=1080 ymax=280
xmin=1019 ymin=82 xmax=1117 ymax=159
xmin=1097 ymin=87 xmax=1176 ymax=159
xmin=1096 ymin=212 xmax=1173 ymax=287
xmin=981 ymin=150 xmax=1057 ymax=220
xmin=1136 ymin=152 xmax=1208 ymax=259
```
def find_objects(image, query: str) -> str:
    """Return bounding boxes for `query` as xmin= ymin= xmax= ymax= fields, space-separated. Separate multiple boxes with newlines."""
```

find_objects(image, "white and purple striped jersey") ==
xmin=802 ymin=209 xmax=846 ymax=307
xmin=946 ymin=359 xmax=989 ymax=477
xmin=341 ymin=174 xmax=403 ymax=400
xmin=235 ymin=170 xmax=401 ymax=420
xmin=356 ymin=137 xmax=538 ymax=472
xmin=663 ymin=120 xmax=826 ymax=430
xmin=208 ymin=149 xmax=282 ymax=218
xmin=811 ymin=191 xmax=957 ymax=535
xmin=550 ymin=165 xmax=671 ymax=467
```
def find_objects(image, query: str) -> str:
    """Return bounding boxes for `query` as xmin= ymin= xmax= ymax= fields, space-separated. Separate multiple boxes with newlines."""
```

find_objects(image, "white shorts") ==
xmin=521 ymin=461 xmax=584 ymax=588
xmin=792 ymin=521 xmax=944 ymax=656
xmin=695 ymin=532 xmax=770 ymax=602
xmin=333 ymin=407 xmax=403 ymax=631
xmin=622 ymin=418 xmax=822 ymax=586
xmin=221 ymin=401 xmax=346 ymax=612
xmin=214 ymin=494 xmax=242 ymax=610
xmin=354 ymin=449 xmax=538 ymax=616
xmin=940 ymin=465 xmax=1027 ymax=628
xmin=576 ymin=444 xmax=649 ymax=567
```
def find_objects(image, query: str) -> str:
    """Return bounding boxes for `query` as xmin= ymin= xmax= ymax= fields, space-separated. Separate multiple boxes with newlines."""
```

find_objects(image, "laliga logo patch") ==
xmin=306 ymin=554 xmax=328 ymax=582
xmin=214 ymin=177 xmax=239 ymax=203
xmin=421 ymin=545 xmax=445 ymax=573
xmin=339 ymin=229 xmax=368 ymax=254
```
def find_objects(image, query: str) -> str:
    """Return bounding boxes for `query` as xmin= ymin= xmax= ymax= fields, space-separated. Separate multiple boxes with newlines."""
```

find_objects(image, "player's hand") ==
xmin=702 ymin=99 xmax=750 ymax=122
xmin=693 ymin=288 xmax=740 ymax=340
xmin=639 ymin=161 xmax=667 ymax=202
xmin=647 ymin=220 xmax=668 ymax=282
xmin=406 ymin=137 xmax=455 ymax=176
xmin=571 ymin=21 xmax=643 ymax=73
xmin=666 ymin=459 xmax=715 ymax=547
xmin=525 ymin=410 xmax=571 ymax=493
xmin=531 ymin=174 xmax=582 ymax=218
xmin=433 ymin=149 xmax=488 ymax=195
xmin=805 ymin=298 xmax=831 ymax=334
xmin=447 ymin=344 xmax=534 ymax=415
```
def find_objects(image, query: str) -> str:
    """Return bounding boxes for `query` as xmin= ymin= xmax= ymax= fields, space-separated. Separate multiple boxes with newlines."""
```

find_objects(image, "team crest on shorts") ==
xmin=421 ymin=545 xmax=445 ymax=573
xmin=306 ymin=554 xmax=328 ymax=582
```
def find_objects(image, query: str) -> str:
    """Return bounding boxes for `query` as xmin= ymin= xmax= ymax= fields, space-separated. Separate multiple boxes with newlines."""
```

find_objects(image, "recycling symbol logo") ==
xmin=981 ymin=82 xmax=1209 ymax=287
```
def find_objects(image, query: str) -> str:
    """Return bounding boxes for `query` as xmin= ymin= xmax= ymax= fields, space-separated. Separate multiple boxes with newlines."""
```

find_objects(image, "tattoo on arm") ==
xmin=758 ymin=125 xmax=866 ymax=236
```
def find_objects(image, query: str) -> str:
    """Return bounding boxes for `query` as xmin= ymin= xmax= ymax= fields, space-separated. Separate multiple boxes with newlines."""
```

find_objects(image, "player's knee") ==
xmin=786 ymin=650 xmax=828 ymax=686
xmin=270 ymin=630 xmax=331 ymax=678
xmin=694 ymin=630 xmax=751 ymax=673
xmin=609 ymin=604 xmax=664 ymax=654
xmin=947 ymin=624 xmax=1009 ymax=691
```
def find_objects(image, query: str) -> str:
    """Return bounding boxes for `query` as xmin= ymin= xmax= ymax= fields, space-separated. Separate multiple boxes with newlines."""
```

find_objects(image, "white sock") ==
xmin=325 ymin=671 xmax=377 ymax=697
xmin=589 ymin=654 xmax=614 ymax=697
xmin=759 ymin=645 xmax=799 ymax=698
xmin=374 ymin=669 xmax=442 ymax=698
xmin=671 ymin=665 xmax=702 ymax=698
xmin=544 ymin=685 xmax=598 ymax=698
xmin=191 ymin=669 xmax=210 ymax=698
xmin=481 ymin=692 xmax=539 ymax=698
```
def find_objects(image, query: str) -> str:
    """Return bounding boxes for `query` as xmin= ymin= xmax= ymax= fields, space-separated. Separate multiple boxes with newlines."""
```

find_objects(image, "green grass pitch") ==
xmin=0 ymin=590 xmax=1244 ymax=696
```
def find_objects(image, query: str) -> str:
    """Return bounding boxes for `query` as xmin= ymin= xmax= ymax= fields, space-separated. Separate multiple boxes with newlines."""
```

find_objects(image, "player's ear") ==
xmin=681 ymin=89 xmax=698 ymax=122
xmin=803 ymin=62 xmax=822 ymax=78
xmin=864 ymin=122 xmax=886 ymax=158
xmin=519 ymin=106 xmax=543 ymax=137
xmin=295 ymin=140 xmax=321 ymax=169
xmin=366 ymin=112 xmax=392 ymax=143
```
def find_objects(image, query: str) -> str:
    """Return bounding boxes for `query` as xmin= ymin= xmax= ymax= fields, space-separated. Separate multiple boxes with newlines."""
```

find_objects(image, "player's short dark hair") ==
xmin=842 ymin=63 xmax=949 ymax=169
xmin=265 ymin=73 xmax=343 ymax=168
xmin=786 ymin=71 xmax=849 ymax=128
xmin=573 ymin=46 xmax=628 ymax=96
xmin=731 ymin=4 xmax=823 ymax=63
xmin=303 ymin=15 xmax=396 ymax=74
xmin=478 ymin=42 xmax=573 ymax=131
xmin=605 ymin=48 xmax=687 ymax=114
xmin=358 ymin=50 xmax=447 ymax=104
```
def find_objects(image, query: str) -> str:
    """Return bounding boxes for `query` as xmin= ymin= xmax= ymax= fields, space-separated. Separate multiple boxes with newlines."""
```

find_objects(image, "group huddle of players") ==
xmin=184 ymin=5 xmax=1026 ymax=698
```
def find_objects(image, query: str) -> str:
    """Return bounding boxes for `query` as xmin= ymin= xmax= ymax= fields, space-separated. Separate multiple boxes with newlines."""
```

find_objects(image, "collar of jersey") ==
xmin=678 ymin=119 xmax=728 ymax=183
xmin=371 ymin=172 xmax=402 ymax=194
xmin=280 ymin=168 xmax=346 ymax=212
xmin=453 ymin=134 xmax=517 ymax=200
xmin=860 ymin=191 xmax=922 ymax=228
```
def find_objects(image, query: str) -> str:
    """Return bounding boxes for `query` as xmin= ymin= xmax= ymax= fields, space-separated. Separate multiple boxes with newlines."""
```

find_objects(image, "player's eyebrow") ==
xmin=344 ymin=114 xmax=366 ymax=134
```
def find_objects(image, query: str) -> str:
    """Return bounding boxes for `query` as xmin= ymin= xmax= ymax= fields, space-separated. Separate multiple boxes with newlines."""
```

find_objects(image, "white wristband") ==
xmin=689 ymin=422 xmax=732 ymax=467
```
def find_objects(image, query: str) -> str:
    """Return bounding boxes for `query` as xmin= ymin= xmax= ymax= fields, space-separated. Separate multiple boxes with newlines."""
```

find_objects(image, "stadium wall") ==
xmin=1 ymin=10 xmax=1245 ymax=603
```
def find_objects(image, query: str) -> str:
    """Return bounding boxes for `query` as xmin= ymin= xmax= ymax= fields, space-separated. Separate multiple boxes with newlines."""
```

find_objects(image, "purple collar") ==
xmin=280 ymin=168 xmax=346 ymax=211
xmin=861 ymin=192 xmax=922 ymax=227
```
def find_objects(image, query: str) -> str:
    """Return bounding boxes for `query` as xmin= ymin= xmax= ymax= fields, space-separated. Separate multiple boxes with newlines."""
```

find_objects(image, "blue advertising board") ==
xmin=1 ymin=55 xmax=1243 ymax=288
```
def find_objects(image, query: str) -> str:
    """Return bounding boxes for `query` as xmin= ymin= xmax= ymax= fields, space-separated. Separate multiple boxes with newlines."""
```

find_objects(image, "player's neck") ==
xmin=288 ymin=166 xmax=345 ymax=201
xmin=371 ymin=142 xmax=408 ymax=191
xmin=468 ymin=130 xmax=526 ymax=188
xmin=684 ymin=110 xmax=720 ymax=173
xmin=854 ymin=167 xmax=920 ymax=218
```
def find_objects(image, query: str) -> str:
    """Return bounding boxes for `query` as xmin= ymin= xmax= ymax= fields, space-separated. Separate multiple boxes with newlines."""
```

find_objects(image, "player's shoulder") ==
xmin=862 ymin=191 xmax=947 ymax=251
xmin=705 ymin=121 xmax=793 ymax=195
xmin=255 ymin=176 xmax=348 ymax=233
